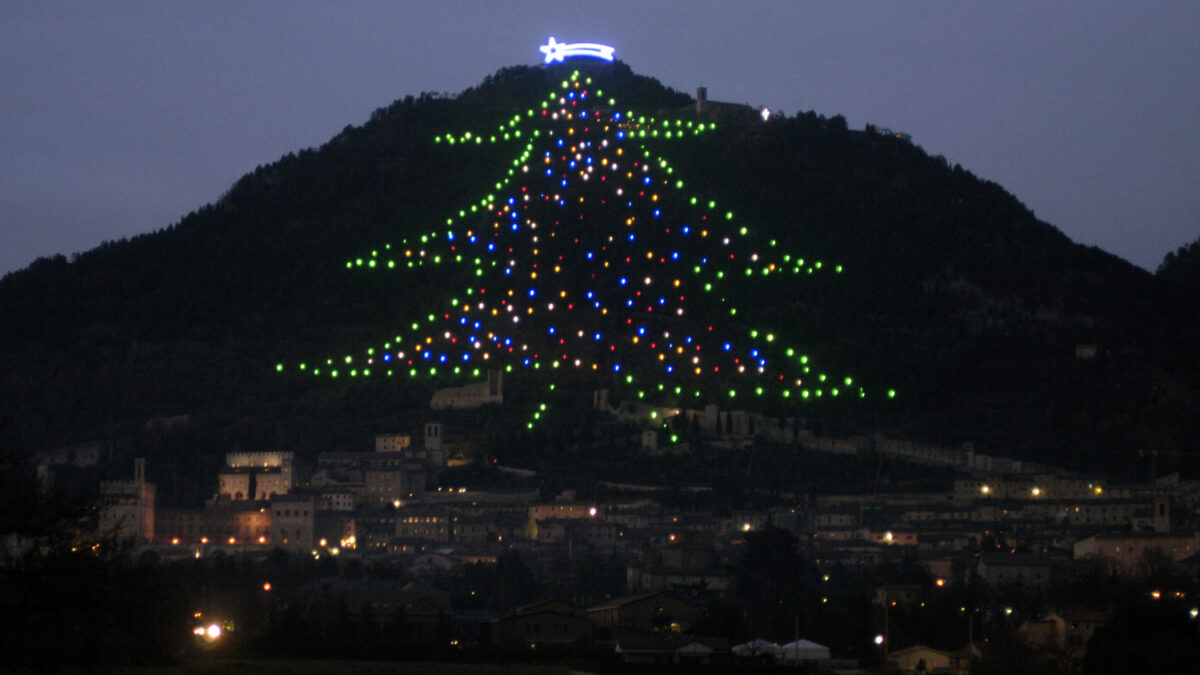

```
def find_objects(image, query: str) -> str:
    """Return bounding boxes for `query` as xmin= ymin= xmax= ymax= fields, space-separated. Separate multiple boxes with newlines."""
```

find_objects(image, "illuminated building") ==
xmin=98 ymin=457 xmax=155 ymax=543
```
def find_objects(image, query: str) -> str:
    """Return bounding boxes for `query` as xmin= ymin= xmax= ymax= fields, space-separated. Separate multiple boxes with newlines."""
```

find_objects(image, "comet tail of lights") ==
xmin=281 ymin=49 xmax=893 ymax=434
xmin=539 ymin=37 xmax=616 ymax=64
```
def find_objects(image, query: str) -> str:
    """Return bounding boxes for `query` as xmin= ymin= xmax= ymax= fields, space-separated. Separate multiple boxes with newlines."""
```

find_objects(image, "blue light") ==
xmin=643 ymin=176 xmax=651 ymax=185
xmin=528 ymin=288 xmax=536 ymax=297
xmin=545 ymin=168 xmax=553 ymax=176
xmin=682 ymin=226 xmax=690 ymax=235
xmin=463 ymin=353 xmax=471 ymax=361
xmin=383 ymin=354 xmax=391 ymax=362
xmin=723 ymin=343 xmax=732 ymax=351
xmin=548 ymin=326 xmax=556 ymax=334
xmin=637 ymin=326 xmax=647 ymax=336
xmin=594 ymin=332 xmax=602 ymax=341
xmin=613 ymin=363 xmax=621 ymax=372
xmin=586 ymin=291 xmax=594 ymax=299
xmin=653 ymin=209 xmax=661 ymax=218
xmin=619 ymin=277 xmax=628 ymax=286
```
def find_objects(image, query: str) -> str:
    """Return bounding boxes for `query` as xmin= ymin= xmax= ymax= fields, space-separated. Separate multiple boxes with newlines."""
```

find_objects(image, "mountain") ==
xmin=2 ymin=60 xmax=1198 ymax=493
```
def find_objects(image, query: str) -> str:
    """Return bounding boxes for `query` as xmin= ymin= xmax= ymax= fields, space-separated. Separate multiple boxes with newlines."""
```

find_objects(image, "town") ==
xmin=23 ymin=372 xmax=1200 ymax=673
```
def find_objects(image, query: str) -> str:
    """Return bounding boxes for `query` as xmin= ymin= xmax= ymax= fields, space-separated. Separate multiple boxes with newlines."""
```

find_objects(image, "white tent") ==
xmin=732 ymin=638 xmax=780 ymax=658
xmin=777 ymin=639 xmax=831 ymax=663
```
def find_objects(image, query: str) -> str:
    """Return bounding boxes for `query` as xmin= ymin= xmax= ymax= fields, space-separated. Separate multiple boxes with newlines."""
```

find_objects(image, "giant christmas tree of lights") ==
xmin=279 ymin=63 xmax=893 ymax=428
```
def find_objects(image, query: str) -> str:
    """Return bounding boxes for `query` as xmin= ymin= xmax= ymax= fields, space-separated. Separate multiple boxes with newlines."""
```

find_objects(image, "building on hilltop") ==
xmin=430 ymin=369 xmax=503 ymax=409
xmin=218 ymin=451 xmax=294 ymax=501
xmin=271 ymin=494 xmax=314 ymax=550
xmin=98 ymin=457 xmax=155 ymax=543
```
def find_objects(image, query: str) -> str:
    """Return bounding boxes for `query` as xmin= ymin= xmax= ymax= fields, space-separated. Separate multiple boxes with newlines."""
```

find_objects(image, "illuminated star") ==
xmin=539 ymin=37 xmax=615 ymax=64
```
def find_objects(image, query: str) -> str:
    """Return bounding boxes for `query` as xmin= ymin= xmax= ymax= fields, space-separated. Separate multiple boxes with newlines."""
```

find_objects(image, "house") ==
xmin=1073 ymin=532 xmax=1200 ymax=575
xmin=888 ymin=643 xmax=978 ymax=674
xmin=497 ymin=605 xmax=593 ymax=651
xmin=977 ymin=553 xmax=1055 ymax=587
xmin=587 ymin=591 xmax=702 ymax=633
xmin=1019 ymin=610 xmax=1107 ymax=662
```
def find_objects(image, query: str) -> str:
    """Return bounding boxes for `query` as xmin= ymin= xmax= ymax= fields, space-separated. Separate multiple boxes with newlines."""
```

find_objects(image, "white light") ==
xmin=760 ymin=107 xmax=771 ymax=122
xmin=540 ymin=37 xmax=616 ymax=63
xmin=206 ymin=624 xmax=222 ymax=639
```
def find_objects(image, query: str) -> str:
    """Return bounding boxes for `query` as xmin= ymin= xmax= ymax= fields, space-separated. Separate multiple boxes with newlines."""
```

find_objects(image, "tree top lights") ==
xmin=539 ymin=37 xmax=615 ymax=64
xmin=279 ymin=68 xmax=896 ymax=427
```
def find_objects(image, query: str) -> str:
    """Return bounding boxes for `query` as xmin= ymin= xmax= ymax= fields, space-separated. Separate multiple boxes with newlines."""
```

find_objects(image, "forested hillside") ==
xmin=2 ymin=60 xmax=1197 ymax=488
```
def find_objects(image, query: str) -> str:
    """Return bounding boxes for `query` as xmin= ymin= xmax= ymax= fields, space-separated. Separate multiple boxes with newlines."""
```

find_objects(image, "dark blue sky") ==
xmin=3 ymin=2 xmax=1198 ymax=275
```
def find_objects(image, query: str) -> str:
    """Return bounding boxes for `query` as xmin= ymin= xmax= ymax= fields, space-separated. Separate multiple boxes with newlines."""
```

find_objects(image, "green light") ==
xmin=275 ymin=363 xmax=283 ymax=372
xmin=888 ymin=389 xmax=897 ymax=398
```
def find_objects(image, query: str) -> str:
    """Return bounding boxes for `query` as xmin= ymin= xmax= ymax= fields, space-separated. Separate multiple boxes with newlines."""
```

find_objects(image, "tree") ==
xmin=1083 ymin=601 xmax=1200 ymax=675
xmin=732 ymin=525 xmax=819 ymax=640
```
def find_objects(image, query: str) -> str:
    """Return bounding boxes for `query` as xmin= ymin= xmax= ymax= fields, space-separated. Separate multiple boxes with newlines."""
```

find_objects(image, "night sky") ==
xmin=2 ymin=2 xmax=1198 ymax=276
